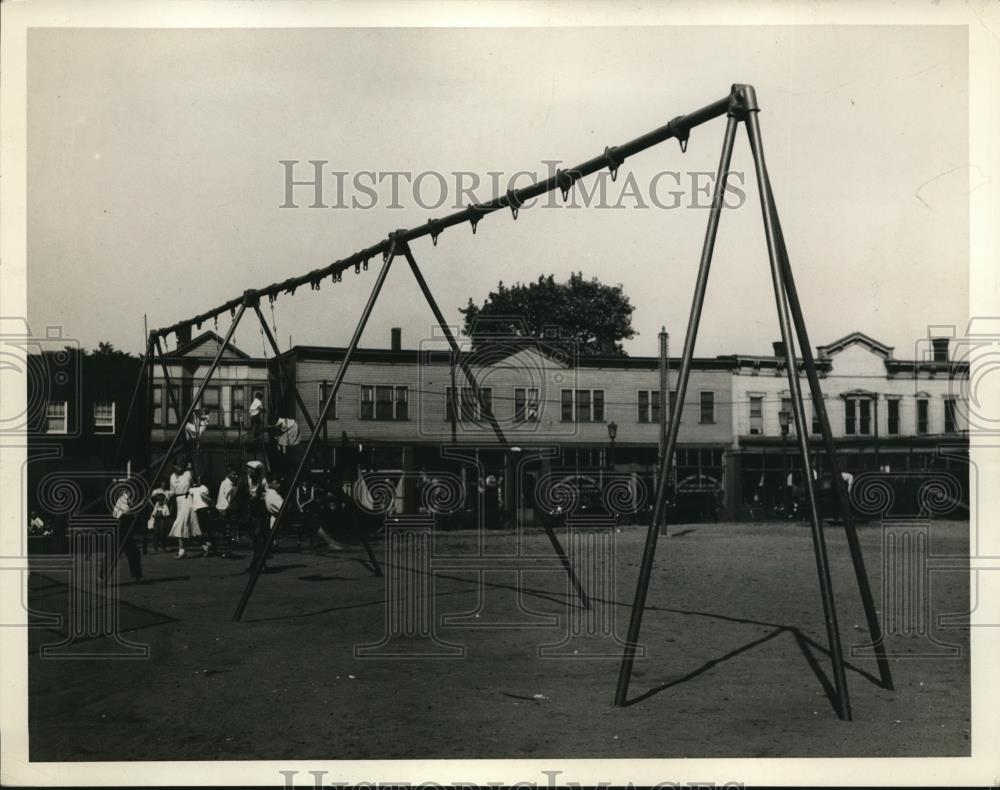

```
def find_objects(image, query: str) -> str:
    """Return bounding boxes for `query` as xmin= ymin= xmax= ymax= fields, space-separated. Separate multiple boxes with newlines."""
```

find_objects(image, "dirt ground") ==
xmin=27 ymin=519 xmax=970 ymax=761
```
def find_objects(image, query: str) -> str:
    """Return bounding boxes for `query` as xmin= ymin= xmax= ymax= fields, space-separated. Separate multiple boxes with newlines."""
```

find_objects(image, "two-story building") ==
xmin=270 ymin=328 xmax=737 ymax=523
xmin=27 ymin=345 xmax=143 ymax=526
xmin=145 ymin=328 xmax=970 ymax=523
xmin=148 ymin=331 xmax=272 ymax=482
xmin=727 ymin=332 xmax=970 ymax=515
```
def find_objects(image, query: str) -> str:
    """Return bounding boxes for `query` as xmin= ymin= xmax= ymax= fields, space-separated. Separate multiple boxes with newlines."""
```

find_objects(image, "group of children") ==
xmin=107 ymin=455 xmax=357 ymax=583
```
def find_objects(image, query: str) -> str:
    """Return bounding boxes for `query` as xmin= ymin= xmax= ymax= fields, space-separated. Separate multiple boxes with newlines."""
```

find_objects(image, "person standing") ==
xmin=106 ymin=487 xmax=142 ymax=583
xmin=148 ymin=480 xmax=171 ymax=553
xmin=168 ymin=460 xmax=201 ymax=559
xmin=189 ymin=475 xmax=213 ymax=557
xmin=240 ymin=460 xmax=268 ymax=573
xmin=215 ymin=465 xmax=239 ymax=558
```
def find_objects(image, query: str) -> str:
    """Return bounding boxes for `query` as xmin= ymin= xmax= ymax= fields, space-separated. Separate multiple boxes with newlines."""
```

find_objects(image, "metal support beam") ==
xmin=252 ymin=302 xmax=316 ymax=434
xmin=106 ymin=302 xmax=248 ymax=583
xmin=114 ymin=334 xmax=155 ymax=465
xmin=614 ymin=108 xmax=741 ymax=707
xmin=401 ymin=243 xmax=591 ymax=610
xmin=232 ymin=253 xmax=396 ymax=622
xmin=765 ymin=180 xmax=894 ymax=691
xmin=744 ymin=99 xmax=852 ymax=720
xmin=154 ymin=94 xmax=732 ymax=341
xmin=153 ymin=336 xmax=184 ymax=436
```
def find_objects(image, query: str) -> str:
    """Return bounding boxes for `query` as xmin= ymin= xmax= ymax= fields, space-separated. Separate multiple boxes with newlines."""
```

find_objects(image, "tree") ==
xmin=90 ymin=341 xmax=136 ymax=359
xmin=459 ymin=273 xmax=636 ymax=357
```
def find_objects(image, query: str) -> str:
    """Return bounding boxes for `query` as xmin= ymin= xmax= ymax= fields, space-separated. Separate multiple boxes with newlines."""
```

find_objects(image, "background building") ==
xmin=727 ymin=332 xmax=969 ymax=517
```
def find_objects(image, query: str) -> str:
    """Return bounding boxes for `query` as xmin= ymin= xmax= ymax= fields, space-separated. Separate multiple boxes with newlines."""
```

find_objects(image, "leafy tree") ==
xmin=459 ymin=272 xmax=636 ymax=357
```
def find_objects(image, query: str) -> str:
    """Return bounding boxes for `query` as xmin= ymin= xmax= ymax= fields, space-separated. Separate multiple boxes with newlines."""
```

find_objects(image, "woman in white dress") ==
xmin=168 ymin=461 xmax=201 ymax=558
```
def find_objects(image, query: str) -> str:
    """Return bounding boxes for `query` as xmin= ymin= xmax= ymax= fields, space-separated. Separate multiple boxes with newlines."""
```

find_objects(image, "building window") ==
xmin=46 ymin=401 xmax=68 ymax=434
xmin=230 ymin=385 xmax=245 ymax=427
xmin=560 ymin=389 xmax=604 ymax=423
xmin=447 ymin=386 xmax=493 ymax=422
xmin=916 ymin=398 xmax=929 ymax=435
xmin=944 ymin=398 xmax=957 ymax=433
xmin=93 ymin=401 xmax=115 ymax=434
xmin=395 ymin=386 xmax=409 ymax=421
xmin=748 ymin=395 xmax=763 ymax=435
xmin=152 ymin=385 xmax=163 ymax=427
xmin=202 ymin=385 xmax=221 ymax=428
xmin=699 ymin=391 xmax=715 ymax=424
xmin=844 ymin=396 xmax=872 ymax=436
xmin=859 ymin=398 xmax=871 ymax=435
xmin=637 ymin=390 xmax=660 ymax=424
xmin=361 ymin=386 xmax=374 ymax=420
xmin=811 ymin=399 xmax=823 ymax=434
xmin=318 ymin=382 xmax=339 ymax=421
xmin=514 ymin=387 xmax=539 ymax=423
xmin=887 ymin=398 xmax=900 ymax=435
xmin=669 ymin=390 xmax=680 ymax=422
xmin=363 ymin=384 xmax=408 ymax=421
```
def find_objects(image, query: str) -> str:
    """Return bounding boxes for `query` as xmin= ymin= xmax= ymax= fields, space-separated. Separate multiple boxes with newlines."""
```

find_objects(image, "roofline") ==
xmin=281 ymin=344 xmax=738 ymax=369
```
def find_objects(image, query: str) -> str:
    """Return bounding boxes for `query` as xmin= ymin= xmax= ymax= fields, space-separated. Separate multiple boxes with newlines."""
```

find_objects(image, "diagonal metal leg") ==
xmin=114 ymin=335 xmax=155 ymax=465
xmin=744 ymin=101 xmax=852 ymax=720
xmin=107 ymin=303 xmax=249 ymax=584
xmin=401 ymin=244 xmax=591 ymax=610
xmin=765 ymin=181 xmax=894 ymax=691
xmin=232 ymin=255 xmax=396 ymax=622
xmin=153 ymin=336 xmax=185 ymax=441
xmin=253 ymin=303 xmax=317 ymax=434
xmin=614 ymin=112 xmax=741 ymax=706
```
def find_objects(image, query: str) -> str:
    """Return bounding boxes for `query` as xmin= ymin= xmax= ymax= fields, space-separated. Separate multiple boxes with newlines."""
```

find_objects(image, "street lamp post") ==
xmin=778 ymin=407 xmax=791 ymax=515
xmin=607 ymin=421 xmax=618 ymax=471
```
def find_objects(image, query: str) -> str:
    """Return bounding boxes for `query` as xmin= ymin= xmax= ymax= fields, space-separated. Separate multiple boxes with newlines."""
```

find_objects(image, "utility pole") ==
xmin=658 ymin=327 xmax=669 ymax=534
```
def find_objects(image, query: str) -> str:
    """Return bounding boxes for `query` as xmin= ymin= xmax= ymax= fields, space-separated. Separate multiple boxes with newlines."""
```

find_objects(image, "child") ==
xmin=108 ymin=488 xmax=142 ymax=583
xmin=215 ymin=465 xmax=240 ymax=558
xmin=148 ymin=480 xmax=171 ymax=553
xmin=189 ymin=475 xmax=213 ymax=558
xmin=168 ymin=460 xmax=200 ymax=558
xmin=248 ymin=391 xmax=265 ymax=439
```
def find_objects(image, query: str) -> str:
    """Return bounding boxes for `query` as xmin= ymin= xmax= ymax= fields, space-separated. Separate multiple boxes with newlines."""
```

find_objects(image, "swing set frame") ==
xmin=111 ymin=83 xmax=893 ymax=718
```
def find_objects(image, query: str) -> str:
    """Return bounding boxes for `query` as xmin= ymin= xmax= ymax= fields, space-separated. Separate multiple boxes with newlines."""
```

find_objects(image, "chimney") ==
xmin=931 ymin=337 xmax=949 ymax=363
xmin=391 ymin=327 xmax=402 ymax=352
xmin=772 ymin=341 xmax=785 ymax=358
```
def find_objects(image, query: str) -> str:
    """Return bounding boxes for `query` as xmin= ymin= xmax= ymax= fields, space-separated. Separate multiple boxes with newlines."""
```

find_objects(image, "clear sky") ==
xmin=27 ymin=25 xmax=968 ymax=360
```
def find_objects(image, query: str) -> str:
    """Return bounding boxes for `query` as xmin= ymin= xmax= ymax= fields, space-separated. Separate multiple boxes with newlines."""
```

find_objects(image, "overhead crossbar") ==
xmin=151 ymin=95 xmax=731 ymax=340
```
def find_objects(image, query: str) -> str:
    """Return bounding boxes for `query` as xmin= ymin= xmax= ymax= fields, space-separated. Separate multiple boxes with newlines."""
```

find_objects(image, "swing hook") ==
xmin=429 ymin=218 xmax=442 ymax=246
xmin=507 ymin=189 xmax=523 ymax=220
xmin=603 ymin=146 xmax=624 ymax=182
xmin=556 ymin=169 xmax=578 ymax=202
xmin=669 ymin=116 xmax=690 ymax=153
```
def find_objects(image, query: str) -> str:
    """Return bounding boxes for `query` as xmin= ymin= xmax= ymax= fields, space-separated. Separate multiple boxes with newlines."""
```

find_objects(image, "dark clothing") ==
xmin=107 ymin=515 xmax=142 ymax=582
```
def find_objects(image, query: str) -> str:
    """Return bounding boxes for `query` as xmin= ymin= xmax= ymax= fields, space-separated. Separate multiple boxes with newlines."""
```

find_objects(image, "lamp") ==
xmin=778 ymin=408 xmax=791 ymax=436
xmin=607 ymin=421 xmax=618 ymax=442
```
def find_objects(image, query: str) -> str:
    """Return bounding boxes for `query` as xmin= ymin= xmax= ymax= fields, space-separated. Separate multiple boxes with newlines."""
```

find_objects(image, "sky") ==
xmin=27 ymin=25 xmax=969 ymax=361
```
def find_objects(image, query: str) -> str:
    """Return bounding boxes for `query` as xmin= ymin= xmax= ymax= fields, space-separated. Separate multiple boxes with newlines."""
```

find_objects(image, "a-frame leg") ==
xmin=114 ymin=334 xmax=155 ymax=465
xmin=743 ymin=92 xmax=852 ymax=720
xmin=399 ymin=243 xmax=592 ymax=611
xmin=153 ymin=336 xmax=185 ymax=448
xmin=764 ymin=180 xmax=895 ymax=691
xmin=614 ymin=110 xmax=741 ymax=706
xmin=252 ymin=303 xmax=317 ymax=435
xmin=233 ymin=255 xmax=396 ymax=622
xmin=106 ymin=302 xmax=249 ymax=584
